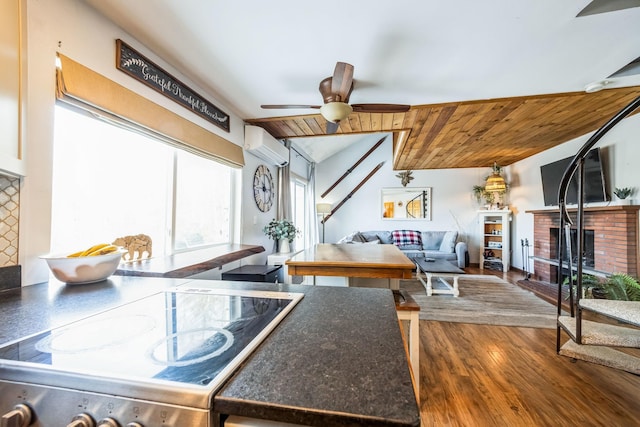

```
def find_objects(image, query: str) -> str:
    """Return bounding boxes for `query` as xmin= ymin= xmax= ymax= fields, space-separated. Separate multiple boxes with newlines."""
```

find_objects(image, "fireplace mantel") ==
xmin=526 ymin=204 xmax=640 ymax=215
xmin=528 ymin=205 xmax=640 ymax=283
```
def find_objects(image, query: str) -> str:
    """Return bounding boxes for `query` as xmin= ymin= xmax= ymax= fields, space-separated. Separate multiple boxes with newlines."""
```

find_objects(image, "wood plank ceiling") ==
xmin=246 ymin=87 xmax=640 ymax=170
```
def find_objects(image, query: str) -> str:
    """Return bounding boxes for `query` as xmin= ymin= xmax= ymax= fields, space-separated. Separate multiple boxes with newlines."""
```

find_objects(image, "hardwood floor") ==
xmin=416 ymin=267 xmax=640 ymax=426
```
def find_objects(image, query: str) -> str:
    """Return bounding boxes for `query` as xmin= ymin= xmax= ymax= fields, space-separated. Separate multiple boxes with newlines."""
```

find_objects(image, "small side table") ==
xmin=393 ymin=289 xmax=420 ymax=402
xmin=267 ymin=251 xmax=302 ymax=284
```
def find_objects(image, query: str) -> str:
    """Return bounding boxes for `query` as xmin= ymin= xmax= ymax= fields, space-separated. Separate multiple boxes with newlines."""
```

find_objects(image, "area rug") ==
xmin=400 ymin=275 xmax=557 ymax=329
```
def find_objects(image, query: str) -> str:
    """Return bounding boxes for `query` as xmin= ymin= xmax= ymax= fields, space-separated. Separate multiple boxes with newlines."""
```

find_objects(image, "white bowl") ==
xmin=40 ymin=251 xmax=123 ymax=284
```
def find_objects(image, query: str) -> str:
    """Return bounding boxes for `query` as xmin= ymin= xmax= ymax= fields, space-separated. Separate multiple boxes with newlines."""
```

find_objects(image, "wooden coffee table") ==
xmin=414 ymin=257 xmax=465 ymax=297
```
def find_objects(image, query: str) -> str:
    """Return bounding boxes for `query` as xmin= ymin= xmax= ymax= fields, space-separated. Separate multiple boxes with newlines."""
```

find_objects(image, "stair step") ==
xmin=559 ymin=340 xmax=640 ymax=375
xmin=558 ymin=315 xmax=640 ymax=348
xmin=579 ymin=299 xmax=640 ymax=327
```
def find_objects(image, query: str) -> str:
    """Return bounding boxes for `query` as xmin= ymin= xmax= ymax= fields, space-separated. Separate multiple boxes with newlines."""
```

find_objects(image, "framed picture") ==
xmin=381 ymin=187 xmax=432 ymax=220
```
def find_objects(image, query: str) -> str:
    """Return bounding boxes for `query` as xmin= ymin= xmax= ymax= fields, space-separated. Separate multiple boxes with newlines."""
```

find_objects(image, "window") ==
xmin=174 ymin=151 xmax=232 ymax=250
xmin=51 ymin=105 xmax=236 ymax=256
xmin=290 ymin=175 xmax=308 ymax=251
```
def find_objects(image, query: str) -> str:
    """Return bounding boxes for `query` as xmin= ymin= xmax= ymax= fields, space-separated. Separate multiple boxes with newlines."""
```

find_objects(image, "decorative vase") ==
xmin=279 ymin=238 xmax=290 ymax=254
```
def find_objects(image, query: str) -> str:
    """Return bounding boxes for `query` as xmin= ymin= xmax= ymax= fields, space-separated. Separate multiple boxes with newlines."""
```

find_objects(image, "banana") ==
xmin=87 ymin=244 xmax=119 ymax=256
xmin=79 ymin=243 xmax=110 ymax=257
xmin=67 ymin=243 xmax=117 ymax=258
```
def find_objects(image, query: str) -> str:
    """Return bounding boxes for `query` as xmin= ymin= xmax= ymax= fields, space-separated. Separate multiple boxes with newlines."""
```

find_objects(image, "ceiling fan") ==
xmin=261 ymin=62 xmax=411 ymax=134
xmin=576 ymin=0 xmax=640 ymax=17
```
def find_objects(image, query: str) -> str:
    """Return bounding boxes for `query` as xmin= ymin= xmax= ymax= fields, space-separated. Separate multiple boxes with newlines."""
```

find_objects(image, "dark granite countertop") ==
xmin=213 ymin=284 xmax=421 ymax=427
xmin=0 ymin=278 xmax=420 ymax=426
xmin=0 ymin=276 xmax=189 ymax=344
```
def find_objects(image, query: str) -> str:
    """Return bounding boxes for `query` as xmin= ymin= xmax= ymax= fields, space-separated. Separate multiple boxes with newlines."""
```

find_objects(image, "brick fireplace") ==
xmin=528 ymin=205 xmax=640 ymax=283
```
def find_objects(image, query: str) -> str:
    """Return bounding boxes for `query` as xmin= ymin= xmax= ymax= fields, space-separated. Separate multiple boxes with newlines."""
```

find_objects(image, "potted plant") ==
xmin=472 ymin=185 xmax=486 ymax=204
xmin=472 ymin=185 xmax=498 ymax=208
xmin=613 ymin=187 xmax=634 ymax=202
xmin=563 ymin=273 xmax=602 ymax=299
xmin=565 ymin=272 xmax=640 ymax=300
xmin=600 ymin=273 xmax=640 ymax=301
xmin=263 ymin=219 xmax=299 ymax=253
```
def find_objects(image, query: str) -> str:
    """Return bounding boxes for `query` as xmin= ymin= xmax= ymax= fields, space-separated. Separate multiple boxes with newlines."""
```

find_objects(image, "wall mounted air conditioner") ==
xmin=244 ymin=125 xmax=289 ymax=167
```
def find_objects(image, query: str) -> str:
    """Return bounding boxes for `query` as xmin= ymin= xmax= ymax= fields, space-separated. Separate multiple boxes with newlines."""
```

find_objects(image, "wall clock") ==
xmin=253 ymin=164 xmax=274 ymax=212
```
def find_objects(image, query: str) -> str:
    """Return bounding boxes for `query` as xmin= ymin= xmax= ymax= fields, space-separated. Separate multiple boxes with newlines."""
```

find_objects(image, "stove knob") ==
xmin=1 ymin=403 xmax=33 ymax=427
xmin=97 ymin=418 xmax=120 ymax=427
xmin=67 ymin=413 xmax=95 ymax=427
xmin=125 ymin=423 xmax=143 ymax=427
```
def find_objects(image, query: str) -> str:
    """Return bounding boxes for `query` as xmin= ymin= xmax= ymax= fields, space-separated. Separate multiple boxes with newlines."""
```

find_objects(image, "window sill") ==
xmin=114 ymin=244 xmax=265 ymax=278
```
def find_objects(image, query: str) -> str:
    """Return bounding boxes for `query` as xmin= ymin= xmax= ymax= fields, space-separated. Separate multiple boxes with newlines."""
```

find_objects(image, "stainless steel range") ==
xmin=0 ymin=286 xmax=303 ymax=427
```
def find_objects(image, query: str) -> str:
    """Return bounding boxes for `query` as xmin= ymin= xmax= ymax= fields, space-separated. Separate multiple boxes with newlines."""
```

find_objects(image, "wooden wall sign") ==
xmin=115 ymin=39 xmax=230 ymax=132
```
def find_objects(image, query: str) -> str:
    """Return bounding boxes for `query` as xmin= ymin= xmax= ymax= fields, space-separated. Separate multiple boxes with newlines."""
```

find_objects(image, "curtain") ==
xmin=55 ymin=53 xmax=244 ymax=168
xmin=277 ymin=139 xmax=293 ymax=221
xmin=306 ymin=162 xmax=320 ymax=247
xmin=274 ymin=140 xmax=292 ymax=252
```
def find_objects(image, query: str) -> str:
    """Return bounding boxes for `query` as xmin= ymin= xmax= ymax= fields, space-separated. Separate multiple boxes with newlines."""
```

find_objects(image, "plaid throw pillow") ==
xmin=392 ymin=230 xmax=422 ymax=249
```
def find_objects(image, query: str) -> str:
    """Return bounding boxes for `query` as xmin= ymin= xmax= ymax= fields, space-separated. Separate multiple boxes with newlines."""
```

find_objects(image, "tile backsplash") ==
xmin=0 ymin=175 xmax=20 ymax=266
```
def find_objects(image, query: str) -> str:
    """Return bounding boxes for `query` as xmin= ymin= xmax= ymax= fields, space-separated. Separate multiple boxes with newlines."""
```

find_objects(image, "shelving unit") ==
xmin=478 ymin=210 xmax=511 ymax=272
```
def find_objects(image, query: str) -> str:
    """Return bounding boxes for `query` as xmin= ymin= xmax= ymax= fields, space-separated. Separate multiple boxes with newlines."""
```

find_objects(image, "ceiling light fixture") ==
xmin=485 ymin=162 xmax=507 ymax=192
xmin=320 ymin=102 xmax=353 ymax=123
xmin=584 ymin=80 xmax=611 ymax=93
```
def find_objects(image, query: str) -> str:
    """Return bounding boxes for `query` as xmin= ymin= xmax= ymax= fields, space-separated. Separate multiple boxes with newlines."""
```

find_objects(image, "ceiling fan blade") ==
xmin=261 ymin=104 xmax=321 ymax=109
xmin=577 ymin=0 xmax=640 ymax=17
xmin=331 ymin=62 xmax=354 ymax=102
xmin=351 ymin=104 xmax=411 ymax=113
xmin=326 ymin=121 xmax=339 ymax=134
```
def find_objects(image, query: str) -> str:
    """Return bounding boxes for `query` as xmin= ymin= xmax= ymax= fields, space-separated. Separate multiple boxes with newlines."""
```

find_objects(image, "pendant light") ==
xmin=485 ymin=162 xmax=507 ymax=192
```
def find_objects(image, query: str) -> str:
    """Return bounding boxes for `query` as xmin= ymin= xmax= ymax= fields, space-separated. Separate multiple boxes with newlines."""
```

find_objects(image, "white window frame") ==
xmin=290 ymin=173 xmax=309 ymax=251
xmin=51 ymin=104 xmax=239 ymax=257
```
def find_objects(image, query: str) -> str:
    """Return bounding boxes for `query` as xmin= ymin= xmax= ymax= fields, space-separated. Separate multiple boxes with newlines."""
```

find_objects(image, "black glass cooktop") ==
xmin=0 ymin=287 xmax=303 ymax=388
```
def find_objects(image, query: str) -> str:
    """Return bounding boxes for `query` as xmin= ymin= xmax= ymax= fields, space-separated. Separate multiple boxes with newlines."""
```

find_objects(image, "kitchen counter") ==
xmin=114 ymin=244 xmax=265 ymax=277
xmin=0 ymin=275 xmax=190 ymax=344
xmin=0 ymin=277 xmax=420 ymax=426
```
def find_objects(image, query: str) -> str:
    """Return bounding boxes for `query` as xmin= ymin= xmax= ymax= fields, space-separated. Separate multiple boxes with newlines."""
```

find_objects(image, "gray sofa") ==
xmin=338 ymin=230 xmax=468 ymax=268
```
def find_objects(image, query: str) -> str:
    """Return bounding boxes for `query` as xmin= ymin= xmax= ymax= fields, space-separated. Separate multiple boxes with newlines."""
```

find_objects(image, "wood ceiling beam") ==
xmin=246 ymin=87 xmax=640 ymax=169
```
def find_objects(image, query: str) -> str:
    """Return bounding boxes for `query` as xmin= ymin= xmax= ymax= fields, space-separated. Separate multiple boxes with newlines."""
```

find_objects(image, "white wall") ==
xmin=21 ymin=0 xmax=246 ymax=285
xmin=508 ymin=112 xmax=640 ymax=274
xmin=240 ymin=143 xmax=310 ymax=266
xmin=315 ymin=134 xmax=489 ymax=263
xmin=241 ymin=152 xmax=279 ymax=265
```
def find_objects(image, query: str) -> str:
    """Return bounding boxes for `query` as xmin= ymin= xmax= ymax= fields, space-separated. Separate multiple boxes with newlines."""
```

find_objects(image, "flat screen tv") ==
xmin=540 ymin=148 xmax=608 ymax=206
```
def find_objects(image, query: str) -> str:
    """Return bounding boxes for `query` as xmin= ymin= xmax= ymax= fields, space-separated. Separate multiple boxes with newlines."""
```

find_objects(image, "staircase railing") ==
xmin=405 ymin=191 xmax=428 ymax=218
xmin=556 ymin=94 xmax=640 ymax=351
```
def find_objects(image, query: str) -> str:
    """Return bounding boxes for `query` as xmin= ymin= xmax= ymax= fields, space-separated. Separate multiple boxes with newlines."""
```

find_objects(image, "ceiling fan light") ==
xmin=320 ymin=102 xmax=353 ymax=123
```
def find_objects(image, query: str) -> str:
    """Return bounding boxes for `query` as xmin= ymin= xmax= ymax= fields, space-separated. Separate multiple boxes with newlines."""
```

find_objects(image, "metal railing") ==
xmin=556 ymin=95 xmax=640 ymax=351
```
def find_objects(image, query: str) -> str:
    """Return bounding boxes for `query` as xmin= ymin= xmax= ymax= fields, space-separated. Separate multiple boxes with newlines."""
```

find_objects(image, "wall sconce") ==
xmin=316 ymin=203 xmax=332 ymax=243
xmin=485 ymin=162 xmax=507 ymax=193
